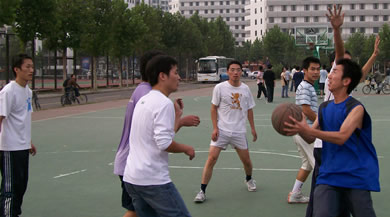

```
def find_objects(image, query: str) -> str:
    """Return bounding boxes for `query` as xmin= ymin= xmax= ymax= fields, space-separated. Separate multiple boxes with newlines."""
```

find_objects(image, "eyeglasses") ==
xmin=229 ymin=68 xmax=242 ymax=72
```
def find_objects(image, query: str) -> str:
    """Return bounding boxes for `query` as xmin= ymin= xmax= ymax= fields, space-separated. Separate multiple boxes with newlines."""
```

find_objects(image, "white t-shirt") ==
xmin=0 ymin=81 xmax=32 ymax=151
xmin=324 ymin=62 xmax=337 ymax=101
xmin=319 ymin=69 xmax=328 ymax=83
xmin=211 ymin=81 xmax=255 ymax=133
xmin=123 ymin=90 xmax=175 ymax=186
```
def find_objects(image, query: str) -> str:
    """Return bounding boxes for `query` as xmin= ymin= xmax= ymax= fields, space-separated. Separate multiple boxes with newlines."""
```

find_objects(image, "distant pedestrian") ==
xmin=319 ymin=65 xmax=328 ymax=98
xmin=293 ymin=66 xmax=304 ymax=92
xmin=263 ymin=64 xmax=275 ymax=103
xmin=256 ymin=65 xmax=267 ymax=99
xmin=281 ymin=67 xmax=289 ymax=98
xmin=290 ymin=66 xmax=297 ymax=92
xmin=0 ymin=54 xmax=37 ymax=217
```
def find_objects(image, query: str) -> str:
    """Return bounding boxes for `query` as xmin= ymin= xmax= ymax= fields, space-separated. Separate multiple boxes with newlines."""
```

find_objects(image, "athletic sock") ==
xmin=201 ymin=184 xmax=207 ymax=193
xmin=246 ymin=175 xmax=252 ymax=182
xmin=292 ymin=179 xmax=304 ymax=193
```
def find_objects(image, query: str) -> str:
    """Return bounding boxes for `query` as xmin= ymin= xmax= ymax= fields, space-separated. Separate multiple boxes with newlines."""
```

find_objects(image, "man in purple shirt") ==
xmin=113 ymin=50 xmax=200 ymax=217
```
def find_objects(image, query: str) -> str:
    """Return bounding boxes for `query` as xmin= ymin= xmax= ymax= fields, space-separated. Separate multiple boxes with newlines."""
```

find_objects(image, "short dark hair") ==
xmin=336 ymin=58 xmax=362 ymax=94
xmin=302 ymin=56 xmax=321 ymax=70
xmin=258 ymin=65 xmax=263 ymax=71
xmin=296 ymin=66 xmax=300 ymax=71
xmin=12 ymin=54 xmax=32 ymax=77
xmin=268 ymin=64 xmax=273 ymax=69
xmin=146 ymin=55 xmax=178 ymax=87
xmin=322 ymin=64 xmax=327 ymax=69
xmin=227 ymin=60 xmax=242 ymax=70
xmin=329 ymin=50 xmax=352 ymax=64
xmin=140 ymin=50 xmax=165 ymax=81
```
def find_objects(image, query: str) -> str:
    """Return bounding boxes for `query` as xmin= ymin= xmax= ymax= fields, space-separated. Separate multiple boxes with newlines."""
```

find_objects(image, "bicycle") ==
xmin=61 ymin=89 xmax=88 ymax=106
xmin=362 ymin=80 xmax=390 ymax=95
xmin=32 ymin=90 xmax=41 ymax=110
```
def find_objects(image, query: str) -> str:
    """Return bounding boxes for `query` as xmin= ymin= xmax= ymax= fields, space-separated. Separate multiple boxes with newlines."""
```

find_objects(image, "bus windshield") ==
xmin=198 ymin=60 xmax=217 ymax=74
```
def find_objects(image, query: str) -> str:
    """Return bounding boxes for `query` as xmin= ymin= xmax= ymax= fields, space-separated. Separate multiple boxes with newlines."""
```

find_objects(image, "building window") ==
xmin=351 ymin=16 xmax=355 ymax=22
xmin=235 ymin=25 xmax=238 ymax=29
xmin=190 ymin=2 xmax=193 ymax=6
xmin=226 ymin=17 xmax=230 ymax=21
xmin=305 ymin=5 xmax=310 ymax=11
xmin=384 ymin=15 xmax=389 ymax=21
xmin=269 ymin=6 xmax=274 ymax=11
xmin=373 ymin=3 xmax=378 ymax=9
xmin=360 ymin=4 xmax=365 ymax=9
xmin=291 ymin=5 xmax=296 ymax=11
xmin=227 ymin=9 xmax=229 ymax=13
xmin=242 ymin=25 xmax=245 ymax=29
xmin=373 ymin=27 xmax=379 ymax=33
xmin=190 ymin=10 xmax=193 ymax=14
xmin=291 ymin=28 xmax=295 ymax=34
xmin=314 ymin=17 xmax=319 ymax=22
xmin=360 ymin=28 xmax=365 ymax=33
xmin=305 ymin=17 xmax=309 ymax=22
xmin=351 ymin=28 xmax=356 ymax=33
xmin=255 ymin=19 xmax=257 ymax=25
xmin=374 ymin=16 xmax=379 ymax=21
xmin=360 ymin=16 xmax=365 ymax=21
xmin=205 ymin=1 xmax=208 ymax=6
xmin=220 ymin=9 xmax=223 ymax=13
xmin=181 ymin=2 xmax=184 ymax=7
xmin=196 ymin=2 xmax=199 ymax=6
xmin=235 ymin=9 xmax=239 ymax=13
xmin=384 ymin=3 xmax=388 ymax=9
xmin=314 ymin=5 xmax=319 ymax=10
xmin=211 ymin=9 xmax=214 ymax=13
xmin=282 ymin=17 xmax=287 ymax=23
xmin=242 ymin=9 xmax=245 ymax=12
xmin=255 ymin=30 xmax=257 ymax=36
xmin=261 ymin=18 xmax=262 ymax=24
xmin=181 ymin=10 xmax=184 ymax=14
xmin=260 ymin=7 xmax=262 ymax=13
xmin=226 ymin=1 xmax=230 ymax=5
xmin=242 ymin=17 xmax=245 ymax=21
xmin=235 ymin=17 xmax=239 ymax=21
xmin=235 ymin=33 xmax=239 ymax=37
xmin=282 ymin=5 xmax=287 ymax=11
xmin=220 ymin=1 xmax=223 ymax=5
xmin=242 ymin=0 xmax=245 ymax=4
xmin=211 ymin=1 xmax=214 ymax=5
xmin=292 ymin=17 xmax=296 ymax=23
xmin=205 ymin=10 xmax=208 ymax=14
xmin=351 ymin=4 xmax=355 ymax=10
xmin=242 ymin=33 xmax=245 ymax=37
xmin=269 ymin=17 xmax=274 ymax=23
xmin=261 ymin=30 xmax=263 ymax=35
xmin=235 ymin=1 xmax=239 ymax=5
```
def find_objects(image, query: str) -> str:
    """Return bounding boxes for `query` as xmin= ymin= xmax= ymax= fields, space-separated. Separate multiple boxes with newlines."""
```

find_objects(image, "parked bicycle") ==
xmin=362 ymin=80 xmax=390 ymax=95
xmin=61 ymin=88 xmax=88 ymax=106
xmin=32 ymin=90 xmax=41 ymax=110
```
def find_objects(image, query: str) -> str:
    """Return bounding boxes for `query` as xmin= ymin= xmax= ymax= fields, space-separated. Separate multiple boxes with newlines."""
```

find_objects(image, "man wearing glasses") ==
xmin=194 ymin=60 xmax=258 ymax=203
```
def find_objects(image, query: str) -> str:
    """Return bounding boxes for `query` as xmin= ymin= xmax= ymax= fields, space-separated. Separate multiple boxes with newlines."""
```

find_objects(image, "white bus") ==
xmin=196 ymin=56 xmax=233 ymax=82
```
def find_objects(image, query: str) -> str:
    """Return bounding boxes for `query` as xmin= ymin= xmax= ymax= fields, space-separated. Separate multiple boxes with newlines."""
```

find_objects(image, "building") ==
xmin=169 ymin=0 xmax=250 ymax=46
xmin=246 ymin=0 xmax=390 ymax=43
xmin=125 ymin=0 xmax=170 ymax=11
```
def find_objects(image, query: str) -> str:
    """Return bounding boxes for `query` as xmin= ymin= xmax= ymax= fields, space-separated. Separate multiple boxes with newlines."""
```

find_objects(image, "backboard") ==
xmin=294 ymin=26 xmax=329 ymax=46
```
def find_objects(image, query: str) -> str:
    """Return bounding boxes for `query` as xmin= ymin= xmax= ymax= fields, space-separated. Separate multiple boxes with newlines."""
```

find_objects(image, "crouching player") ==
xmin=285 ymin=59 xmax=380 ymax=217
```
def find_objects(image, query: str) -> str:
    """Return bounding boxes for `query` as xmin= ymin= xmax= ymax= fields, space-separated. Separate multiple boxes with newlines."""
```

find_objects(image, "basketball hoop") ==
xmin=308 ymin=42 xmax=315 ymax=50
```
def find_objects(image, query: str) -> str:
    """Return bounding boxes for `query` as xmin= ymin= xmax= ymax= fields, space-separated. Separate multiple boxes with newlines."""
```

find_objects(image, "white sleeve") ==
xmin=211 ymin=85 xmax=220 ymax=106
xmin=0 ymin=89 xmax=12 ymax=117
xmin=324 ymin=62 xmax=337 ymax=101
xmin=153 ymin=102 xmax=175 ymax=151
xmin=247 ymin=86 xmax=255 ymax=109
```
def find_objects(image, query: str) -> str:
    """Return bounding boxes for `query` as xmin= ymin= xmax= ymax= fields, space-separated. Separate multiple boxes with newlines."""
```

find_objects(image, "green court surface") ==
xmin=19 ymin=82 xmax=390 ymax=216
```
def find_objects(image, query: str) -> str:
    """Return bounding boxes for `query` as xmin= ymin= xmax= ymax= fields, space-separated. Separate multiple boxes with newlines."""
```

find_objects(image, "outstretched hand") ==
xmin=180 ymin=115 xmax=200 ymax=127
xmin=326 ymin=4 xmax=344 ymax=29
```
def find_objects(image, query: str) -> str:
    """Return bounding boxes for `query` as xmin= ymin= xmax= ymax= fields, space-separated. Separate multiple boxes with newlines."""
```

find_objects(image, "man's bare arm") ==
xmin=327 ymin=4 xmax=345 ymax=61
xmin=247 ymin=109 xmax=257 ymax=142
xmin=211 ymin=104 xmax=219 ymax=141
xmin=361 ymin=35 xmax=380 ymax=82
xmin=301 ymin=104 xmax=317 ymax=122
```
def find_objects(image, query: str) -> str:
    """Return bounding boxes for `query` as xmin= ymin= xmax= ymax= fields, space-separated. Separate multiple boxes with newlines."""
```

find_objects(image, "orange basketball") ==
xmin=271 ymin=103 xmax=303 ymax=136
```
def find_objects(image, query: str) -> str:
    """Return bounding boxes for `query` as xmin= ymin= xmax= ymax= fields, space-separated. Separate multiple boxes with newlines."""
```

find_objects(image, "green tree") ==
xmin=345 ymin=32 xmax=366 ymax=64
xmin=110 ymin=0 xmax=146 ymax=86
xmin=0 ymin=0 xmax=21 ymax=26
xmin=379 ymin=24 xmax=390 ymax=67
xmin=263 ymin=26 xmax=289 ymax=66
xmin=214 ymin=17 xmax=235 ymax=57
xmin=234 ymin=40 xmax=251 ymax=63
xmin=249 ymin=38 xmax=263 ymax=62
xmin=80 ymin=0 xmax=113 ymax=89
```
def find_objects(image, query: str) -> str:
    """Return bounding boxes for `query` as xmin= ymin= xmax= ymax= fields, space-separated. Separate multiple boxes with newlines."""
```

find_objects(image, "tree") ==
xmin=0 ymin=0 xmax=21 ymax=26
xmin=379 ymin=24 xmax=390 ymax=68
xmin=345 ymin=32 xmax=366 ymax=64
xmin=263 ymin=26 xmax=290 ymax=66
xmin=109 ymin=0 xmax=146 ymax=86
xmin=249 ymin=38 xmax=263 ymax=62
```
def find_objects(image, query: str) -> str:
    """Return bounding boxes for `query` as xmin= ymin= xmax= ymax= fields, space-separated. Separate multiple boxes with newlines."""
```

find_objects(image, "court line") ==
xmin=53 ymin=169 xmax=87 ymax=179
xmin=168 ymin=166 xmax=298 ymax=172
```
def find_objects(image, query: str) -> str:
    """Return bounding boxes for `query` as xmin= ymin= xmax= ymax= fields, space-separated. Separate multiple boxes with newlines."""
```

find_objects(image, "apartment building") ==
xmin=125 ymin=0 xmax=170 ymax=11
xmin=169 ymin=0 xmax=250 ymax=46
xmin=246 ymin=0 xmax=390 ymax=43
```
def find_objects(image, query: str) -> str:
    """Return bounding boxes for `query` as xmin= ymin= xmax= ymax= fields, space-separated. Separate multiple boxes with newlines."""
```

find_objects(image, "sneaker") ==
xmin=245 ymin=179 xmax=257 ymax=192
xmin=287 ymin=191 xmax=309 ymax=204
xmin=194 ymin=190 xmax=206 ymax=203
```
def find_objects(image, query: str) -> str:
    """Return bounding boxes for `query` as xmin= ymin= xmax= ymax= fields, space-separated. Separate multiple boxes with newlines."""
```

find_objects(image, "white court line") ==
xmin=195 ymin=150 xmax=300 ymax=158
xmin=168 ymin=166 xmax=298 ymax=172
xmin=53 ymin=169 xmax=87 ymax=179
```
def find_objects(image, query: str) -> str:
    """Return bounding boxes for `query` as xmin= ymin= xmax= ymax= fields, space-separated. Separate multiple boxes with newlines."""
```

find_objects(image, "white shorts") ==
xmin=293 ymin=134 xmax=314 ymax=171
xmin=210 ymin=130 xmax=248 ymax=150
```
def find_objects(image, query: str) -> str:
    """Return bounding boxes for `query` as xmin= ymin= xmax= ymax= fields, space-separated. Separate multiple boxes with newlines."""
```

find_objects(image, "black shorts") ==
xmin=119 ymin=176 xmax=135 ymax=211
xmin=319 ymin=83 xmax=325 ymax=91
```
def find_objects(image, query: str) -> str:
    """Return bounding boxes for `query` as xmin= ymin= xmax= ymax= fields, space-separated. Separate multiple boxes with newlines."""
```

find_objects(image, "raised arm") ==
xmin=361 ymin=35 xmax=380 ymax=82
xmin=327 ymin=4 xmax=345 ymax=61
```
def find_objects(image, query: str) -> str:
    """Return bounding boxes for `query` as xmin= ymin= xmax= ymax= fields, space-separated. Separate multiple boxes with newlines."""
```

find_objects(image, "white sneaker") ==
xmin=287 ymin=191 xmax=309 ymax=204
xmin=194 ymin=190 xmax=206 ymax=203
xmin=245 ymin=179 xmax=257 ymax=192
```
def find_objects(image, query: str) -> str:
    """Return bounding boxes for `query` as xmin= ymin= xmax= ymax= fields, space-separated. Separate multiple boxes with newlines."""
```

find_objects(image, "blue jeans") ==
xmin=125 ymin=182 xmax=191 ymax=217
xmin=282 ymin=85 xmax=289 ymax=97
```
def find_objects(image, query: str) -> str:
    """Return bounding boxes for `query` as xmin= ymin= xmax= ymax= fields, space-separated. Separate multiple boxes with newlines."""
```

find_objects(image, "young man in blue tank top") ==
xmin=284 ymin=59 xmax=380 ymax=217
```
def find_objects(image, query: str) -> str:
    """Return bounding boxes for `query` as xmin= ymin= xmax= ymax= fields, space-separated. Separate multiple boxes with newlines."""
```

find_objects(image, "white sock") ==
xmin=292 ymin=179 xmax=304 ymax=193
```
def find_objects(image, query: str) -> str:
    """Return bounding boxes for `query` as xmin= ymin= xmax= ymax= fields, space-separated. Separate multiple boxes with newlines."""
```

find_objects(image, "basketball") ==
xmin=271 ymin=103 xmax=303 ymax=136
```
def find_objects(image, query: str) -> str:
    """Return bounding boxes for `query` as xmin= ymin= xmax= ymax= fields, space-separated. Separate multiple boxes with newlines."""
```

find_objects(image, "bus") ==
xmin=196 ymin=56 xmax=233 ymax=82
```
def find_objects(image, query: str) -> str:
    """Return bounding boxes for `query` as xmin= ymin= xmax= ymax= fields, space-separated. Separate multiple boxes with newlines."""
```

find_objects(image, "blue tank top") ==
xmin=316 ymin=96 xmax=380 ymax=192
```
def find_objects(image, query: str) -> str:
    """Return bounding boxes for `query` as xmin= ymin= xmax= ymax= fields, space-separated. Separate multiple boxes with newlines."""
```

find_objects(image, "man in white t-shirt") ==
xmin=0 ymin=54 xmax=37 ymax=217
xmin=319 ymin=65 xmax=328 ymax=98
xmin=194 ymin=60 xmax=257 ymax=203
xmin=123 ymin=55 xmax=195 ymax=217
